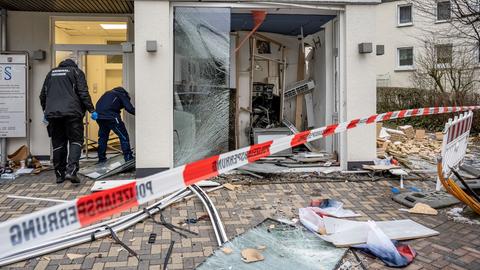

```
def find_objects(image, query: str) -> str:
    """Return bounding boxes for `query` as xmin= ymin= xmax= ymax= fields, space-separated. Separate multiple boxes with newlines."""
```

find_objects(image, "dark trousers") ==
xmin=97 ymin=119 xmax=133 ymax=162
xmin=49 ymin=117 xmax=84 ymax=178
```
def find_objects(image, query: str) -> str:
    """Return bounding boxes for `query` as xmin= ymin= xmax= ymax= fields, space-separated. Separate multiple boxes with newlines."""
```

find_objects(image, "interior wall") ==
xmin=6 ymin=11 xmax=52 ymax=156
xmin=121 ymin=17 xmax=135 ymax=150
xmin=236 ymin=31 xmax=251 ymax=147
xmin=309 ymin=21 xmax=335 ymax=152
xmin=6 ymin=11 xmax=132 ymax=158
xmin=236 ymin=31 xmax=299 ymax=147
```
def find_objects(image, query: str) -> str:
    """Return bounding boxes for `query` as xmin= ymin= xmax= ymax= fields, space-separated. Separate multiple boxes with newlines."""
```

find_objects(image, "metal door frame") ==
xmin=51 ymin=46 xmax=127 ymax=159
xmin=49 ymin=16 xmax=134 ymax=160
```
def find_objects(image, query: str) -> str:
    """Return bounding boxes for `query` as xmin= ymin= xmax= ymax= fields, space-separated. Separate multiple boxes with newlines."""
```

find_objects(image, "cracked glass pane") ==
xmin=173 ymin=7 xmax=231 ymax=166
xmin=197 ymin=219 xmax=347 ymax=270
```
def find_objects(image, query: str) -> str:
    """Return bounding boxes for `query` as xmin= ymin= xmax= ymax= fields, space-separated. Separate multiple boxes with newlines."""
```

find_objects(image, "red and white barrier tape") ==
xmin=0 ymin=106 xmax=478 ymax=257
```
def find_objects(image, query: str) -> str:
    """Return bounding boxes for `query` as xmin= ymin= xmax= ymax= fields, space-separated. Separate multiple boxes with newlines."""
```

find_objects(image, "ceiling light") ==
xmin=100 ymin=24 xmax=127 ymax=30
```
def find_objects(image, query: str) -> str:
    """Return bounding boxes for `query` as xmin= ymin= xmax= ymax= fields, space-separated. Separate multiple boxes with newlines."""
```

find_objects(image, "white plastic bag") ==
xmin=299 ymin=207 xmax=325 ymax=234
xmin=364 ymin=221 xmax=404 ymax=263
xmin=351 ymin=221 xmax=414 ymax=267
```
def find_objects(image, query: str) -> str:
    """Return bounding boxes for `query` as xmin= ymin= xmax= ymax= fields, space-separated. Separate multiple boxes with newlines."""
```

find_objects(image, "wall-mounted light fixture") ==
xmin=32 ymin=50 xmax=46 ymax=60
xmin=376 ymin=45 xmax=385 ymax=55
xmin=358 ymin=43 xmax=373 ymax=54
xmin=146 ymin=40 xmax=157 ymax=52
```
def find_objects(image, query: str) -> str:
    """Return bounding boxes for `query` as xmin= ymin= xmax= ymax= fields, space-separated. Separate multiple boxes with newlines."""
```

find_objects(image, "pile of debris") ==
xmin=0 ymin=145 xmax=44 ymax=181
xmin=377 ymin=124 xmax=442 ymax=165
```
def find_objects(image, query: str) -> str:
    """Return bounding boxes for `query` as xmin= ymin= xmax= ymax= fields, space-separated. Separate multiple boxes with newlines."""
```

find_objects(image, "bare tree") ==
xmin=411 ymin=35 xmax=479 ymax=105
xmin=411 ymin=0 xmax=480 ymax=45
xmin=451 ymin=0 xmax=480 ymax=43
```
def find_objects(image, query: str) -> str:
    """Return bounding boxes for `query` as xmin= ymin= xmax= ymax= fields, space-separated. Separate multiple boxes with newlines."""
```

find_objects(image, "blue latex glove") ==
xmin=42 ymin=115 xmax=49 ymax=125
xmin=91 ymin=111 xmax=98 ymax=121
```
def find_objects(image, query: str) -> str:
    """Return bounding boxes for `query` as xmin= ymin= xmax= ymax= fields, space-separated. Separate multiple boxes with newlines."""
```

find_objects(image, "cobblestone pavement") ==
xmin=0 ymin=170 xmax=479 ymax=270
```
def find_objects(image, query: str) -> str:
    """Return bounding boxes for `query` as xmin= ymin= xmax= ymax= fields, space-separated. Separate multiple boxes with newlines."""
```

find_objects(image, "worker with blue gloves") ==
xmin=92 ymin=87 xmax=135 ymax=163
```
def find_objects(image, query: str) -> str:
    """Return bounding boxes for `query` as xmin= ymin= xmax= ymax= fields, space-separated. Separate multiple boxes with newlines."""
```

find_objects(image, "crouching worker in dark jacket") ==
xmin=40 ymin=59 xmax=95 ymax=184
xmin=94 ymin=87 xmax=135 ymax=163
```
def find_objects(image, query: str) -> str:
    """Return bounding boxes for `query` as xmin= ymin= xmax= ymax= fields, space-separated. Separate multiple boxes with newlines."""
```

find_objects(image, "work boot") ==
xmin=66 ymin=173 xmax=81 ymax=184
xmin=66 ymin=157 xmax=80 ymax=184
xmin=56 ymin=176 xmax=65 ymax=184
xmin=55 ymin=170 xmax=65 ymax=184
xmin=96 ymin=159 xmax=107 ymax=166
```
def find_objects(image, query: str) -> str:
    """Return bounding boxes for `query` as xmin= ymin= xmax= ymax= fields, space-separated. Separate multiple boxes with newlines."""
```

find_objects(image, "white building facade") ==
xmin=4 ymin=0 xmax=463 ymax=176
xmin=375 ymin=0 xmax=480 ymax=88
xmin=133 ymin=0 xmax=381 ymax=175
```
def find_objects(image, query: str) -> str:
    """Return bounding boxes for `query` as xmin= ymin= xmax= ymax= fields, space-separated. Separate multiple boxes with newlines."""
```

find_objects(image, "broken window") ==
xmin=173 ymin=7 xmax=231 ymax=166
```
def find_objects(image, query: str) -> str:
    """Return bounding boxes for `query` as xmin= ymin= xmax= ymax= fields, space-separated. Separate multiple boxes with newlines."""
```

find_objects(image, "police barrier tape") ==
xmin=0 ymin=106 xmax=479 ymax=258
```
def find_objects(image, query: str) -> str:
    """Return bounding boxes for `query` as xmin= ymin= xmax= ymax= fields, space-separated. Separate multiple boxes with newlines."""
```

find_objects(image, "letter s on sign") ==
xmin=4 ymin=66 xmax=11 ymax=80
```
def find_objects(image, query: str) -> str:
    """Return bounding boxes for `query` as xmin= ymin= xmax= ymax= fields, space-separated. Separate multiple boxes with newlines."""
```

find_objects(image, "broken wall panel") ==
xmin=173 ymin=7 xmax=231 ymax=166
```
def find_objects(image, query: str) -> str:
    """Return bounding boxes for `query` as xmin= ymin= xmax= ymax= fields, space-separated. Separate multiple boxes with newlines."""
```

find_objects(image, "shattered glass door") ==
xmin=173 ymin=7 xmax=231 ymax=166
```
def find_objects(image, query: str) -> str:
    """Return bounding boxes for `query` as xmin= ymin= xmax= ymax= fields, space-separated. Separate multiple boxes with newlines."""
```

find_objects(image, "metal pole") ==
xmin=0 ymin=8 xmax=7 ymax=166
xmin=1 ymin=9 xmax=6 ymax=51
xmin=7 ymin=195 xmax=67 ymax=203
xmin=0 ymin=139 xmax=5 ymax=166
xmin=249 ymin=36 xmax=255 ymax=127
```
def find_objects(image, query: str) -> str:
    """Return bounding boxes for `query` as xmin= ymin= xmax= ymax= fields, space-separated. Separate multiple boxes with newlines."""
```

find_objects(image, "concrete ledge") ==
xmin=347 ymin=161 xmax=374 ymax=171
xmin=136 ymin=167 xmax=169 ymax=178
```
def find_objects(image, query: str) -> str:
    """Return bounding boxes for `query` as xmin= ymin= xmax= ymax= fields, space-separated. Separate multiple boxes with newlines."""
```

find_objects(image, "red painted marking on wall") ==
xmin=247 ymin=141 xmax=272 ymax=163
xmin=291 ymin=130 xmax=311 ymax=147
xmin=323 ymin=124 xmax=339 ymax=137
xmin=183 ymin=155 xmax=220 ymax=186
xmin=77 ymin=182 xmax=138 ymax=226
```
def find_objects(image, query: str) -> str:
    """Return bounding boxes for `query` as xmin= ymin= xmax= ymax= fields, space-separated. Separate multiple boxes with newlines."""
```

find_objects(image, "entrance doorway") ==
xmin=52 ymin=18 xmax=133 ymax=161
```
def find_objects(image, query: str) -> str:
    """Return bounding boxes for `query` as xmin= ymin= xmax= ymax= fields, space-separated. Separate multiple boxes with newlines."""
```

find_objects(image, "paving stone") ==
xmin=1 ymin=171 xmax=480 ymax=269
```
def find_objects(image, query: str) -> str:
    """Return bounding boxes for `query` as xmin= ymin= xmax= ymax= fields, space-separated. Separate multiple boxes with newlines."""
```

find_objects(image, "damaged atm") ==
xmin=173 ymin=6 xmax=340 ymax=168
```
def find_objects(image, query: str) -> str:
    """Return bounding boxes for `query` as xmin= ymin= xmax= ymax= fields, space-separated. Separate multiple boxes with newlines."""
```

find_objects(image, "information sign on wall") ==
xmin=0 ymin=54 xmax=27 ymax=137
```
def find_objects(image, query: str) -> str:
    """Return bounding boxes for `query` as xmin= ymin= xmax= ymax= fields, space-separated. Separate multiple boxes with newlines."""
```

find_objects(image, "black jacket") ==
xmin=40 ymin=59 xmax=95 ymax=118
xmin=96 ymin=87 xmax=135 ymax=121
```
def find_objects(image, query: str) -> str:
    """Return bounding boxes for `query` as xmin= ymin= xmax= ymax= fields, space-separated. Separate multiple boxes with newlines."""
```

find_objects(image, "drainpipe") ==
xmin=0 ymin=8 xmax=7 ymax=166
